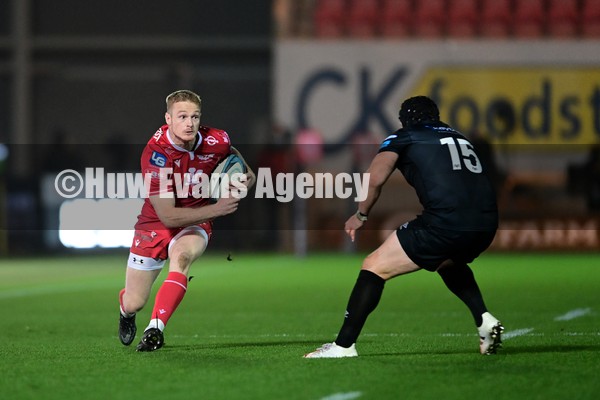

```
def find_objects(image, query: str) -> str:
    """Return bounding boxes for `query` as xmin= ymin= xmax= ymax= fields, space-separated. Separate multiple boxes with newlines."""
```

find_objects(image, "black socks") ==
xmin=335 ymin=269 xmax=386 ymax=348
xmin=437 ymin=263 xmax=487 ymax=326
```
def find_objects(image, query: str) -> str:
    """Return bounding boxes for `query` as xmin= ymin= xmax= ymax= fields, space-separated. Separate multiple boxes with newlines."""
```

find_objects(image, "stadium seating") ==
xmin=307 ymin=0 xmax=590 ymax=39
xmin=380 ymin=0 xmax=414 ymax=38
xmin=413 ymin=0 xmax=447 ymax=38
xmin=314 ymin=0 xmax=347 ymax=38
xmin=582 ymin=0 xmax=600 ymax=37
xmin=347 ymin=0 xmax=380 ymax=38
xmin=480 ymin=0 xmax=512 ymax=38
xmin=513 ymin=0 xmax=546 ymax=38
xmin=447 ymin=0 xmax=479 ymax=38
xmin=547 ymin=0 xmax=579 ymax=38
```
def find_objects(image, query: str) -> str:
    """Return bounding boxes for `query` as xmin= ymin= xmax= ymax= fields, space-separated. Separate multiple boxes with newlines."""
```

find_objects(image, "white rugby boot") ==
xmin=478 ymin=312 xmax=504 ymax=355
xmin=303 ymin=342 xmax=358 ymax=358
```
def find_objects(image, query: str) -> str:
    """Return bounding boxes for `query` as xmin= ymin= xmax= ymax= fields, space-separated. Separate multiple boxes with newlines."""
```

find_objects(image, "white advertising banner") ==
xmin=275 ymin=41 xmax=600 ymax=146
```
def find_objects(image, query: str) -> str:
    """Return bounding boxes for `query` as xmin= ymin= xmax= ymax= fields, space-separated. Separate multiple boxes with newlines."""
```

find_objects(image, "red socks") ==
xmin=150 ymin=271 xmax=188 ymax=328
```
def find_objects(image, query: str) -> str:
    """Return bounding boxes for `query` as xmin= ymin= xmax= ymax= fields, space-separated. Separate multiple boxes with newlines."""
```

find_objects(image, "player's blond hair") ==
xmin=165 ymin=89 xmax=202 ymax=112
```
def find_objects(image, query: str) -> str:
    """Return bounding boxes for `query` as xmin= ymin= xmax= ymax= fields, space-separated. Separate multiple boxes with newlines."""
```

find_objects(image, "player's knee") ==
xmin=362 ymin=253 xmax=383 ymax=275
xmin=123 ymin=294 xmax=146 ymax=314
xmin=179 ymin=251 xmax=194 ymax=266
xmin=169 ymin=251 xmax=194 ymax=273
xmin=362 ymin=254 xmax=374 ymax=271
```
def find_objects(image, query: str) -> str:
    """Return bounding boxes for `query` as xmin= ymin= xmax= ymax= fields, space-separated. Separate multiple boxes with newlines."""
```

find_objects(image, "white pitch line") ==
xmin=502 ymin=328 xmax=535 ymax=339
xmin=320 ymin=391 xmax=362 ymax=400
xmin=554 ymin=308 xmax=592 ymax=321
xmin=177 ymin=331 xmax=600 ymax=340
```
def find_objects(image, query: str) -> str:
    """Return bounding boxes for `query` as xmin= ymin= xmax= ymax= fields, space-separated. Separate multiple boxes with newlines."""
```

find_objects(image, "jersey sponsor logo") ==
xmin=380 ymin=140 xmax=391 ymax=148
xmin=164 ymin=147 xmax=179 ymax=156
xmin=150 ymin=151 xmax=167 ymax=167
xmin=205 ymin=136 xmax=218 ymax=146
xmin=380 ymin=134 xmax=397 ymax=148
xmin=153 ymin=129 xmax=163 ymax=142
xmin=198 ymin=154 xmax=214 ymax=161
xmin=219 ymin=132 xmax=230 ymax=143
xmin=430 ymin=125 xmax=453 ymax=132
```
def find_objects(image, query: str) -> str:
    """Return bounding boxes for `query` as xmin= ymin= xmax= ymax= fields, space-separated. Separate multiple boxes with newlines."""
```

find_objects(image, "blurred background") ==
xmin=1 ymin=0 xmax=599 ymax=257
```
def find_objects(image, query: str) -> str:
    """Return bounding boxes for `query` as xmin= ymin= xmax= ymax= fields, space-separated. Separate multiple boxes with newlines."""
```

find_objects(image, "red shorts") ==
xmin=128 ymin=221 xmax=213 ymax=270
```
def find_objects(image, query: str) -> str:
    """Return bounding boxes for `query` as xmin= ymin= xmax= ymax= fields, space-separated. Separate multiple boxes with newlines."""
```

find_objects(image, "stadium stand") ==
xmin=479 ymin=0 xmax=513 ymax=38
xmin=447 ymin=0 xmax=479 ymax=38
xmin=513 ymin=0 xmax=546 ymax=38
xmin=380 ymin=0 xmax=413 ymax=38
xmin=582 ymin=0 xmax=600 ymax=37
xmin=413 ymin=0 xmax=447 ymax=38
xmin=547 ymin=0 xmax=580 ymax=38
xmin=347 ymin=0 xmax=380 ymax=38
xmin=302 ymin=0 xmax=594 ymax=39
xmin=314 ymin=0 xmax=347 ymax=38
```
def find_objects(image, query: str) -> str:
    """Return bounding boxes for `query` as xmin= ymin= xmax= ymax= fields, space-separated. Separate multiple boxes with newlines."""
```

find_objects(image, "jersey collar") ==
xmin=166 ymin=129 xmax=202 ymax=153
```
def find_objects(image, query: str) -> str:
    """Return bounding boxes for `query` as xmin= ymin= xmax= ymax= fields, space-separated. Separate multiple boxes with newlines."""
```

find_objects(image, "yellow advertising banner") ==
xmin=411 ymin=67 xmax=600 ymax=145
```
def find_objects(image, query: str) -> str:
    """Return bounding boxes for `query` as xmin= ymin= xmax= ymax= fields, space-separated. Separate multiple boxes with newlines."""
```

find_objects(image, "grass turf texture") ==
xmin=1 ymin=252 xmax=599 ymax=400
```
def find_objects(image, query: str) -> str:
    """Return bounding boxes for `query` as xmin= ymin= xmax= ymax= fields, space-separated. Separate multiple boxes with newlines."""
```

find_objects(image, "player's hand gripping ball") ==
xmin=209 ymin=153 xmax=247 ymax=202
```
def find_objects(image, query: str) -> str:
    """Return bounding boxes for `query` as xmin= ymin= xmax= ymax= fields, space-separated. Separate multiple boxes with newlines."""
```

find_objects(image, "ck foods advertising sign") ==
xmin=274 ymin=41 xmax=600 ymax=146
xmin=274 ymin=41 xmax=600 ymax=251
xmin=414 ymin=67 xmax=600 ymax=145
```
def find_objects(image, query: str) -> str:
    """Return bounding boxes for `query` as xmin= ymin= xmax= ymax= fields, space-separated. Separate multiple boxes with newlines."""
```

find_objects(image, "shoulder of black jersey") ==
xmin=378 ymin=128 xmax=405 ymax=152
xmin=380 ymin=128 xmax=402 ymax=142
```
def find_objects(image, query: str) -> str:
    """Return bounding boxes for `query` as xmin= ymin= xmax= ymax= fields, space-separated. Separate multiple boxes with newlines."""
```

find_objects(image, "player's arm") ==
xmin=149 ymin=193 xmax=240 ymax=228
xmin=345 ymin=151 xmax=398 ymax=241
xmin=359 ymin=151 xmax=398 ymax=214
xmin=230 ymin=146 xmax=256 ymax=189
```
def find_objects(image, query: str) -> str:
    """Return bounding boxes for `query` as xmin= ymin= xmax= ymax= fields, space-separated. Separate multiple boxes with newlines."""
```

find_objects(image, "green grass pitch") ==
xmin=1 ymin=251 xmax=599 ymax=400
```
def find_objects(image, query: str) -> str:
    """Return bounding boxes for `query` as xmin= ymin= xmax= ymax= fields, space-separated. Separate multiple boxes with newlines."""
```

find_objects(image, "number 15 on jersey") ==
xmin=440 ymin=137 xmax=482 ymax=174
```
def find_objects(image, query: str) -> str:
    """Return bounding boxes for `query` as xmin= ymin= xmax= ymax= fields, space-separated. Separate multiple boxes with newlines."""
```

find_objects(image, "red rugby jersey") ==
xmin=135 ymin=124 xmax=231 ymax=229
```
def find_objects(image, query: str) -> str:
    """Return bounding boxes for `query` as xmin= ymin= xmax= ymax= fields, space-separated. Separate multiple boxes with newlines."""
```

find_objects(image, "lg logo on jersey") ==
xmin=150 ymin=151 xmax=167 ymax=167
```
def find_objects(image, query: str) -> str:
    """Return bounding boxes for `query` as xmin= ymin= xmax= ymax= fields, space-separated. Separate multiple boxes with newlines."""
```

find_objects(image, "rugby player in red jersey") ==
xmin=118 ymin=90 xmax=255 ymax=351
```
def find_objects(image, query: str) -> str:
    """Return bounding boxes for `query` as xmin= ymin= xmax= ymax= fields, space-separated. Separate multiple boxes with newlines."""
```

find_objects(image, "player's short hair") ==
xmin=166 ymin=90 xmax=202 ymax=112
xmin=399 ymin=96 xmax=440 ymax=127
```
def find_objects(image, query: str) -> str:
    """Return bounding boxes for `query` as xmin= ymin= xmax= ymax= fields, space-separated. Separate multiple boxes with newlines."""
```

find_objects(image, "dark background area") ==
xmin=0 ymin=0 xmax=273 ymax=255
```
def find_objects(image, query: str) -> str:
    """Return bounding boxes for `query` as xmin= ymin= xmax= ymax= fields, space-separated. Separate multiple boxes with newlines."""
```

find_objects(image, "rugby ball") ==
xmin=209 ymin=153 xmax=247 ymax=202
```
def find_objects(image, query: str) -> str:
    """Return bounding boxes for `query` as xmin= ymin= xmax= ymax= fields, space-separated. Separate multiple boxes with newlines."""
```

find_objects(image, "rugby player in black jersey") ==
xmin=305 ymin=96 xmax=503 ymax=358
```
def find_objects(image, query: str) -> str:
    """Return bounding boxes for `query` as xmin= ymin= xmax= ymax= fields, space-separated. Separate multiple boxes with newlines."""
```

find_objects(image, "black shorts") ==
xmin=396 ymin=217 xmax=496 ymax=272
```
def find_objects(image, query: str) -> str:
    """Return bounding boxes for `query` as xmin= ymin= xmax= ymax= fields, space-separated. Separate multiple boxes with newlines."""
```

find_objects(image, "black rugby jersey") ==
xmin=378 ymin=121 xmax=498 ymax=231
